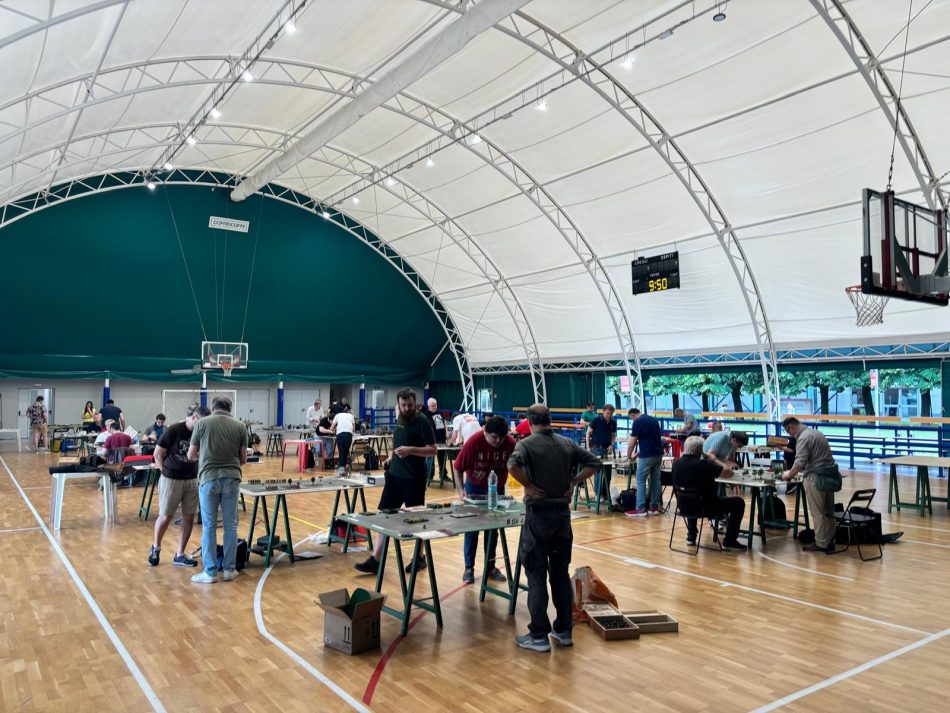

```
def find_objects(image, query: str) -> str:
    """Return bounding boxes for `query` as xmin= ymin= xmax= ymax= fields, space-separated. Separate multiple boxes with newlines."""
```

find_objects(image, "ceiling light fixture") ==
xmin=241 ymin=69 xmax=254 ymax=82
xmin=621 ymin=54 xmax=635 ymax=70
xmin=385 ymin=177 xmax=396 ymax=187
xmin=186 ymin=135 xmax=197 ymax=146
xmin=659 ymin=29 xmax=674 ymax=39
xmin=210 ymin=107 xmax=221 ymax=119
xmin=163 ymin=162 xmax=173 ymax=170
xmin=352 ymin=196 xmax=360 ymax=205
xmin=469 ymin=133 xmax=482 ymax=144
xmin=426 ymin=157 xmax=435 ymax=167
xmin=147 ymin=181 xmax=156 ymax=190
xmin=321 ymin=210 xmax=330 ymax=219
xmin=284 ymin=21 xmax=297 ymax=34
xmin=536 ymin=98 xmax=548 ymax=112
xmin=713 ymin=10 xmax=726 ymax=21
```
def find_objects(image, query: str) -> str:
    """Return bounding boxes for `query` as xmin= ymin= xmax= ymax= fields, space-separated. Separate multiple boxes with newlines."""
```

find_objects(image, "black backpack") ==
xmin=364 ymin=450 xmax=380 ymax=470
xmin=216 ymin=539 xmax=248 ymax=571
xmin=758 ymin=494 xmax=787 ymax=527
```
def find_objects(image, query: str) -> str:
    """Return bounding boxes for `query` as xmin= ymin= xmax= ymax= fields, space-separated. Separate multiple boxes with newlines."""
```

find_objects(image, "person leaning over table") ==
xmin=701 ymin=429 xmax=749 ymax=476
xmin=779 ymin=417 xmax=837 ymax=554
xmin=673 ymin=408 xmax=701 ymax=437
xmin=453 ymin=415 xmax=516 ymax=585
xmin=142 ymin=414 xmax=167 ymax=443
xmin=507 ymin=403 xmax=601 ymax=653
xmin=672 ymin=436 xmax=746 ymax=551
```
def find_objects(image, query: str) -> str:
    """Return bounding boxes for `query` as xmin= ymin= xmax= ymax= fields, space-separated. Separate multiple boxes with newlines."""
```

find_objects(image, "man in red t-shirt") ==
xmin=453 ymin=415 xmax=516 ymax=584
xmin=513 ymin=417 xmax=532 ymax=438
xmin=103 ymin=422 xmax=134 ymax=463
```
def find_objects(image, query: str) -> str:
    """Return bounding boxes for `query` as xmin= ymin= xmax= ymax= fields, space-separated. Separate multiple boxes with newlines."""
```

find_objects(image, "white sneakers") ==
xmin=192 ymin=570 xmax=239 ymax=583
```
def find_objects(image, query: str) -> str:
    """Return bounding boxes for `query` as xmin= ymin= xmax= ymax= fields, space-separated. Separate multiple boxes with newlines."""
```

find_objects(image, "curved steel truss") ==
xmin=415 ymin=3 xmax=782 ymax=418
xmin=0 ymin=169 xmax=476 ymax=410
xmin=809 ymin=0 xmax=948 ymax=214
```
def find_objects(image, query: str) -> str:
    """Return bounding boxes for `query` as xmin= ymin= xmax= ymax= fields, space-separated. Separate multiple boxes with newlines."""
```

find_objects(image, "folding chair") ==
xmin=834 ymin=488 xmax=882 ymax=561
xmin=669 ymin=485 xmax=723 ymax=555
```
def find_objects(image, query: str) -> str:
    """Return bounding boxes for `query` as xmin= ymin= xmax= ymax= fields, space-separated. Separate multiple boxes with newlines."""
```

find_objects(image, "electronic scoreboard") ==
xmin=631 ymin=252 xmax=680 ymax=295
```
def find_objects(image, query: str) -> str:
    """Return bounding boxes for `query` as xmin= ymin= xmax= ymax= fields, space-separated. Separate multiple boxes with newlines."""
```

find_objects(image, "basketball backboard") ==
xmin=861 ymin=188 xmax=948 ymax=306
xmin=201 ymin=341 xmax=248 ymax=374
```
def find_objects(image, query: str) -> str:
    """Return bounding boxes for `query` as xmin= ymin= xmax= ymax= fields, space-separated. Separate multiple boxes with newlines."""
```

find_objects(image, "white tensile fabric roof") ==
xmin=2 ymin=0 xmax=949 ymax=368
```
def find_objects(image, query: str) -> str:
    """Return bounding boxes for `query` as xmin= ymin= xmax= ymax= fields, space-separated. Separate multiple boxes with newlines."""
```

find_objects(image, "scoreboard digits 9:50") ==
xmin=631 ymin=252 xmax=680 ymax=295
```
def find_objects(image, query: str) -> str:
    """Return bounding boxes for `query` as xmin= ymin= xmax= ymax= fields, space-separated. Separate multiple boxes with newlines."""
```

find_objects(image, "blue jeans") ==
xmin=199 ymin=478 xmax=240 ymax=576
xmin=463 ymin=481 xmax=500 ymax=569
xmin=591 ymin=445 xmax=611 ymax=499
xmin=636 ymin=455 xmax=662 ymax=510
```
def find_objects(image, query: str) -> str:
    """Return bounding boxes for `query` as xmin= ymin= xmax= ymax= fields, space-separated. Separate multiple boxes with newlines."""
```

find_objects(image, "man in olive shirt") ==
xmin=507 ymin=403 xmax=601 ymax=652
xmin=354 ymin=388 xmax=436 ymax=575
xmin=780 ymin=417 xmax=837 ymax=553
xmin=187 ymin=396 xmax=248 ymax=583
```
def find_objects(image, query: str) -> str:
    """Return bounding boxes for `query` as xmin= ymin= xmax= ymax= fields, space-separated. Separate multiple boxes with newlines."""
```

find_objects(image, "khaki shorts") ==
xmin=159 ymin=476 xmax=199 ymax=517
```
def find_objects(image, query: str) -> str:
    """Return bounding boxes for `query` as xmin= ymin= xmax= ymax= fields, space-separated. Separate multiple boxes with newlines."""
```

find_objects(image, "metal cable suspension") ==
xmin=240 ymin=196 xmax=265 ymax=344
xmin=163 ymin=187 xmax=208 ymax=340
xmin=886 ymin=0 xmax=915 ymax=192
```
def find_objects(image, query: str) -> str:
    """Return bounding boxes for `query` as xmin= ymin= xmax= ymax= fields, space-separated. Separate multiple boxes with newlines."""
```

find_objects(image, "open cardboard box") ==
xmin=316 ymin=588 xmax=387 ymax=655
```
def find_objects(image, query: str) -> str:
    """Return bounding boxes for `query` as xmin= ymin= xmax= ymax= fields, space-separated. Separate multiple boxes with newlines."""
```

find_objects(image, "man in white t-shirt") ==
xmin=331 ymin=410 xmax=356 ymax=473
xmin=306 ymin=400 xmax=324 ymax=429
xmin=450 ymin=413 xmax=481 ymax=446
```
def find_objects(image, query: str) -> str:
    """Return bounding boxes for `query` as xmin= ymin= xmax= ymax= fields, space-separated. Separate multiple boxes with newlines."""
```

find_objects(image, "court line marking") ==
xmin=749 ymin=628 xmax=950 ymax=712
xmin=881 ymin=520 xmax=950 ymax=534
xmin=574 ymin=543 xmax=929 ymax=635
xmin=901 ymin=538 xmax=950 ymax=549
xmin=756 ymin=552 xmax=855 ymax=582
xmin=253 ymin=536 xmax=370 ymax=713
xmin=0 ymin=456 xmax=167 ymax=713
xmin=0 ymin=526 xmax=42 ymax=535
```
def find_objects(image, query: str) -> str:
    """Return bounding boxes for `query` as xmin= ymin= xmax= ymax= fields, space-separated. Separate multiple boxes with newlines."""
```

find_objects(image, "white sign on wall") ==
xmin=619 ymin=375 xmax=631 ymax=394
xmin=208 ymin=216 xmax=249 ymax=233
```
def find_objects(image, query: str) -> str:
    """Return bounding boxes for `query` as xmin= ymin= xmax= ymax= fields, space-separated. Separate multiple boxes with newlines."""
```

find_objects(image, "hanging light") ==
xmin=147 ymin=181 xmax=156 ymax=190
xmin=352 ymin=196 xmax=360 ymax=205
xmin=713 ymin=10 xmax=726 ymax=21
xmin=468 ymin=133 xmax=482 ymax=145
xmin=186 ymin=135 xmax=197 ymax=146
xmin=659 ymin=29 xmax=674 ymax=39
xmin=284 ymin=20 xmax=297 ymax=34
xmin=535 ymin=98 xmax=548 ymax=112
xmin=621 ymin=54 xmax=635 ymax=70
xmin=163 ymin=162 xmax=173 ymax=171
xmin=210 ymin=107 xmax=221 ymax=119
xmin=426 ymin=157 xmax=435 ymax=167
xmin=385 ymin=177 xmax=396 ymax=187
xmin=321 ymin=210 xmax=330 ymax=219
xmin=241 ymin=69 xmax=254 ymax=82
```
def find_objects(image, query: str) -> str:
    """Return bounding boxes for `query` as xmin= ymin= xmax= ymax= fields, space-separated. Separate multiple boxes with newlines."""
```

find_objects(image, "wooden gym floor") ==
xmin=0 ymin=449 xmax=948 ymax=713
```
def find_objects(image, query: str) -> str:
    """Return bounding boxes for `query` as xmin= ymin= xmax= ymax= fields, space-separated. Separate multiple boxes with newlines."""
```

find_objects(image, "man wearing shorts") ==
xmin=354 ymin=388 xmax=435 ymax=575
xmin=28 ymin=395 xmax=48 ymax=451
xmin=147 ymin=405 xmax=210 ymax=567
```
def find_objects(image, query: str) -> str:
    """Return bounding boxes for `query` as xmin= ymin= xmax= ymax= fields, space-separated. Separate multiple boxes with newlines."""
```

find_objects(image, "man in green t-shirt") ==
xmin=354 ymin=387 xmax=436 ymax=575
xmin=580 ymin=402 xmax=598 ymax=437
xmin=187 ymin=396 xmax=247 ymax=583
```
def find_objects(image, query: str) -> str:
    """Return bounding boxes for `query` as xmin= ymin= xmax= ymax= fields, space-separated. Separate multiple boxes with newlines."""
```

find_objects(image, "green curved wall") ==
xmin=0 ymin=183 xmax=450 ymax=383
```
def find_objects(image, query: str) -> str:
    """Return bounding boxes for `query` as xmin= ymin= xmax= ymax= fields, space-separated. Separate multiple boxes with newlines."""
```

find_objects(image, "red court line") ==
xmin=578 ymin=528 xmax=667 ymax=546
xmin=363 ymin=581 xmax=470 ymax=704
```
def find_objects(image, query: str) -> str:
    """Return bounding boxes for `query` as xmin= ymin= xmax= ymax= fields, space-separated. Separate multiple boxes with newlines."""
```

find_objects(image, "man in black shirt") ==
xmin=421 ymin=397 xmax=448 ymax=484
xmin=147 ymin=405 xmax=211 ymax=567
xmin=99 ymin=399 xmax=125 ymax=431
xmin=508 ymin=403 xmax=601 ymax=652
xmin=671 ymin=436 xmax=746 ymax=551
xmin=355 ymin=388 xmax=435 ymax=575
xmin=585 ymin=403 xmax=618 ymax=501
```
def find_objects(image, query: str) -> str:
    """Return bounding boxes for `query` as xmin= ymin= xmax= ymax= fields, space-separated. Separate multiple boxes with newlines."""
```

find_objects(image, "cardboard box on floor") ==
xmin=316 ymin=588 xmax=386 ymax=655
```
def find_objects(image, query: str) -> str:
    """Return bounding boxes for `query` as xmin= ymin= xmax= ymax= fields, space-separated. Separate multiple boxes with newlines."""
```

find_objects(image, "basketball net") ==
xmin=221 ymin=363 xmax=234 ymax=377
xmin=845 ymin=286 xmax=888 ymax=326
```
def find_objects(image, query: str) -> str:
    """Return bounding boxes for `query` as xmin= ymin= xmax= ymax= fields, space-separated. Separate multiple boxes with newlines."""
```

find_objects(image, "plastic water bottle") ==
xmin=487 ymin=471 xmax=498 ymax=511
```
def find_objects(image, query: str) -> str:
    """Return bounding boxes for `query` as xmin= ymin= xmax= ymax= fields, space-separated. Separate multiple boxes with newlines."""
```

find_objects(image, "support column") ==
xmin=277 ymin=379 xmax=285 ymax=427
xmin=423 ymin=381 xmax=430 ymax=405
xmin=200 ymin=372 xmax=208 ymax=408
xmin=102 ymin=376 xmax=110 ymax=407
xmin=359 ymin=383 xmax=366 ymax=421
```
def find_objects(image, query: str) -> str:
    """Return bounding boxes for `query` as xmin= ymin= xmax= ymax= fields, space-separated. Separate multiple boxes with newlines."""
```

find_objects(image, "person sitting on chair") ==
xmin=103 ymin=420 xmax=134 ymax=463
xmin=673 ymin=436 xmax=746 ymax=551
xmin=142 ymin=414 xmax=167 ymax=442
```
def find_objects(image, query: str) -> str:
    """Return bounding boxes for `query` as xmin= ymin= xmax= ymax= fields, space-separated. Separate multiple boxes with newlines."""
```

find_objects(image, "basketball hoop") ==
xmin=845 ymin=285 xmax=888 ymax=326
xmin=221 ymin=362 xmax=234 ymax=378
